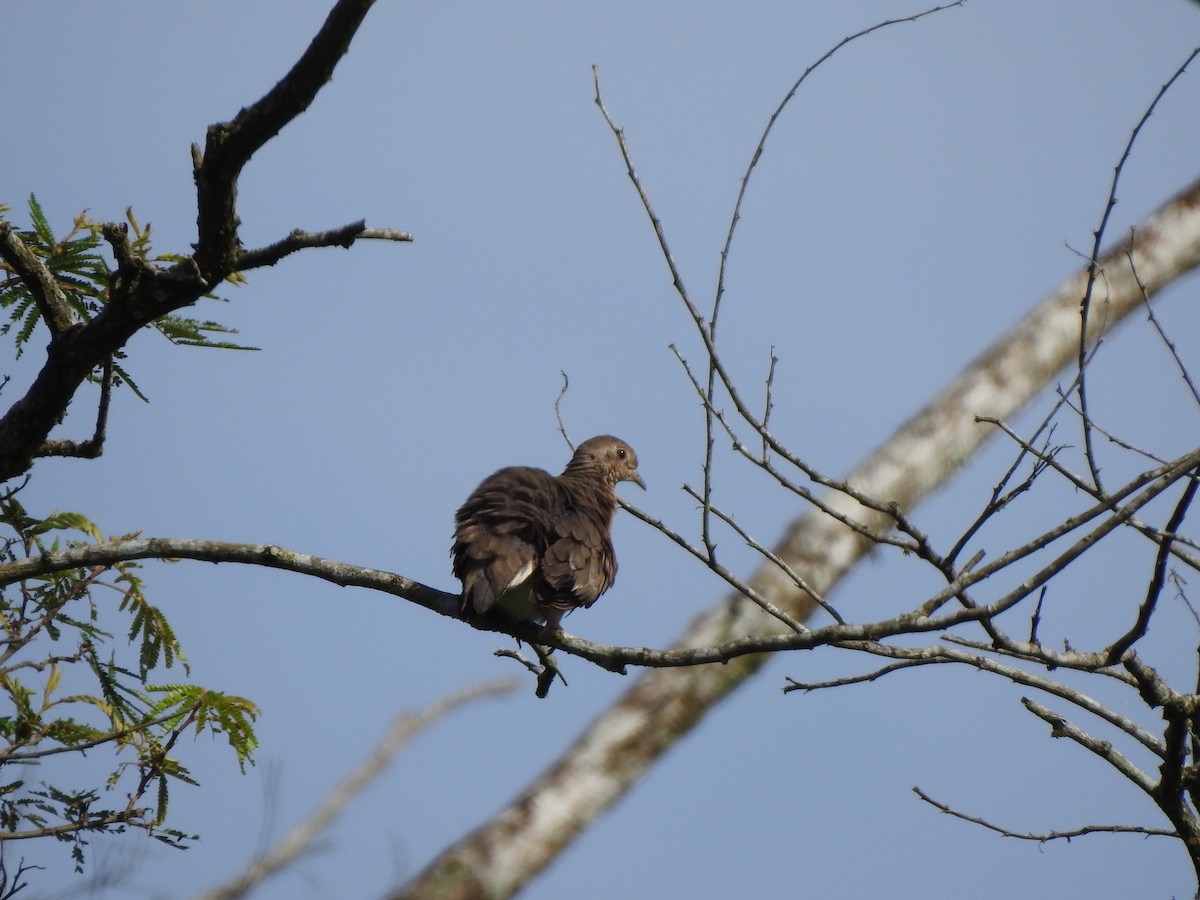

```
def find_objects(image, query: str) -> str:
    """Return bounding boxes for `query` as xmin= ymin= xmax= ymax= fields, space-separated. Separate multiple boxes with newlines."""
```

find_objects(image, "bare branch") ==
xmin=680 ymin=483 xmax=842 ymax=626
xmin=1075 ymin=44 xmax=1200 ymax=488
xmin=554 ymin=371 xmax=574 ymax=451
xmin=945 ymin=425 xmax=1058 ymax=566
xmin=36 ymin=356 xmax=113 ymax=460
xmin=592 ymin=67 xmax=696 ymax=333
xmin=0 ymin=537 xmax=457 ymax=617
xmin=789 ymin=639 xmax=1166 ymax=758
xmin=495 ymin=647 xmax=568 ymax=699
xmin=761 ymin=347 xmax=777 ymax=462
xmin=192 ymin=0 xmax=381 ymax=279
xmin=1105 ymin=468 xmax=1200 ymax=663
xmin=618 ymin=494 xmax=807 ymax=634
xmin=195 ymin=680 xmax=516 ymax=900
xmin=713 ymin=0 xmax=966 ymax=321
xmin=1056 ymin=385 xmax=1171 ymax=466
xmin=784 ymin=658 xmax=949 ymax=691
xmin=1021 ymin=697 xmax=1156 ymax=795
xmin=1129 ymin=244 xmax=1200 ymax=408
xmin=979 ymin=414 xmax=1200 ymax=575
xmin=235 ymin=222 xmax=412 ymax=271
xmin=916 ymin=448 xmax=1200 ymax=622
xmin=0 ymin=854 xmax=41 ymax=900
xmin=668 ymin=343 xmax=919 ymax=553
xmin=912 ymin=786 xmax=1174 ymax=842
xmin=1029 ymin=585 xmax=1047 ymax=645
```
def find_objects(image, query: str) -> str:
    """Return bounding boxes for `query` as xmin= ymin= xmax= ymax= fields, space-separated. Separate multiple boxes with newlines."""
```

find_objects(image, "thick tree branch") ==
xmin=35 ymin=356 xmax=113 ymax=461
xmin=236 ymin=222 xmax=413 ymax=271
xmin=0 ymin=253 xmax=200 ymax=481
xmin=0 ymin=221 xmax=78 ymax=337
xmin=192 ymin=0 xmax=379 ymax=279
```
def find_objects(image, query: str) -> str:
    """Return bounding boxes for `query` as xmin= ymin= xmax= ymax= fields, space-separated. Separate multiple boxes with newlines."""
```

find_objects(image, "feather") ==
xmin=451 ymin=435 xmax=644 ymax=632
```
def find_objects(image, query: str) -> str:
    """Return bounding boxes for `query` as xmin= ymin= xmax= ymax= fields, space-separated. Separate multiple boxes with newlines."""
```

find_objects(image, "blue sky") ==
xmin=4 ymin=1 xmax=1200 ymax=898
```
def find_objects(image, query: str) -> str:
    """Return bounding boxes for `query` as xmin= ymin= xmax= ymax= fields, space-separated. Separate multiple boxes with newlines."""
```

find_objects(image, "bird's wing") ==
xmin=538 ymin=505 xmax=616 ymax=610
xmin=452 ymin=466 xmax=557 ymax=614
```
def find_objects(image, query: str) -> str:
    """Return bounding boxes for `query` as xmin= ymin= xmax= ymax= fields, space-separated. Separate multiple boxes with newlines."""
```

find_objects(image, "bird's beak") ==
xmin=624 ymin=471 xmax=647 ymax=491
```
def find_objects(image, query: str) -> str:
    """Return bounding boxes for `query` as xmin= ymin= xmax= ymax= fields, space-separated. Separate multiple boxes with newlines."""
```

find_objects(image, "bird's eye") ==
xmin=617 ymin=448 xmax=627 ymax=460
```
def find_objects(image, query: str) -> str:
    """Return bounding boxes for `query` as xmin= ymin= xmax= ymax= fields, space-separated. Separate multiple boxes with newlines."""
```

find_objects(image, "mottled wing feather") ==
xmin=452 ymin=466 xmax=560 ymax=614
xmin=537 ymin=506 xmax=616 ymax=610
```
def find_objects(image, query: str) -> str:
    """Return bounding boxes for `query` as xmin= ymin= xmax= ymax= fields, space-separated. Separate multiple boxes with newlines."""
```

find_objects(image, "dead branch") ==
xmin=912 ymin=786 xmax=1174 ymax=842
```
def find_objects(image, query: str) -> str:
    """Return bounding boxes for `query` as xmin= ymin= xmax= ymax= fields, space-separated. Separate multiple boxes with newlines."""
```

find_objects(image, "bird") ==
xmin=452 ymin=435 xmax=645 ymax=634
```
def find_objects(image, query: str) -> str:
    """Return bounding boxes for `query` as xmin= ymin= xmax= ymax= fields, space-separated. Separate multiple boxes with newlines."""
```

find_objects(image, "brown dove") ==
xmin=452 ymin=435 xmax=645 ymax=633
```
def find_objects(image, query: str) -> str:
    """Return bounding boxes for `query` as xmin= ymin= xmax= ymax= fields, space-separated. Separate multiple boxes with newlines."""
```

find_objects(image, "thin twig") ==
xmin=789 ymin=639 xmax=1165 ymax=757
xmin=617 ymin=496 xmax=802 ymax=633
xmin=554 ymin=371 xmax=574 ymax=451
xmin=1021 ymin=697 xmax=1155 ymax=796
xmin=1075 ymin=44 xmax=1200 ymax=489
xmin=669 ymin=344 xmax=919 ymax=553
xmin=1129 ymin=244 xmax=1200 ymax=408
xmin=761 ymin=348 xmax=777 ymax=463
xmin=680 ymin=483 xmax=840 ymax=626
xmin=913 ymin=786 xmax=1173 ymax=842
xmin=1104 ymin=467 xmax=1200 ymax=664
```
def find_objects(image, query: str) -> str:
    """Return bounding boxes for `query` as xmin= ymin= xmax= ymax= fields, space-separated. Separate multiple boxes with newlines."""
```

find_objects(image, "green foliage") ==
xmin=0 ymin=195 xmax=258 ymax=401
xmin=0 ymin=196 xmax=266 ymax=889
xmin=0 ymin=493 xmax=259 ymax=872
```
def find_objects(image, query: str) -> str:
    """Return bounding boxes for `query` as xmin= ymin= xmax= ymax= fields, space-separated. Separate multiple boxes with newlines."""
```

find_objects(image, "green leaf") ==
xmin=33 ymin=510 xmax=102 ymax=541
xmin=1 ymin=197 xmax=256 ymax=387
xmin=148 ymin=685 xmax=260 ymax=773
xmin=27 ymin=194 xmax=53 ymax=244
xmin=153 ymin=314 xmax=259 ymax=351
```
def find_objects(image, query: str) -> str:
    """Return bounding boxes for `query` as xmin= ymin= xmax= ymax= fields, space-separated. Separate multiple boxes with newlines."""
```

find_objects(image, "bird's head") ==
xmin=569 ymin=435 xmax=646 ymax=490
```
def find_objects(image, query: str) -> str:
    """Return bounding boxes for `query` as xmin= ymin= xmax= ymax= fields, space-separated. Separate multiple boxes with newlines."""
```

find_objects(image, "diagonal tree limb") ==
xmin=36 ymin=355 xmax=113 ymax=460
xmin=194 ymin=680 xmax=516 ymax=900
xmin=192 ymin=0 xmax=380 ymax=280
xmin=391 ymin=175 xmax=1200 ymax=899
xmin=0 ymin=222 xmax=78 ymax=337
xmin=1104 ymin=466 xmax=1200 ymax=664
